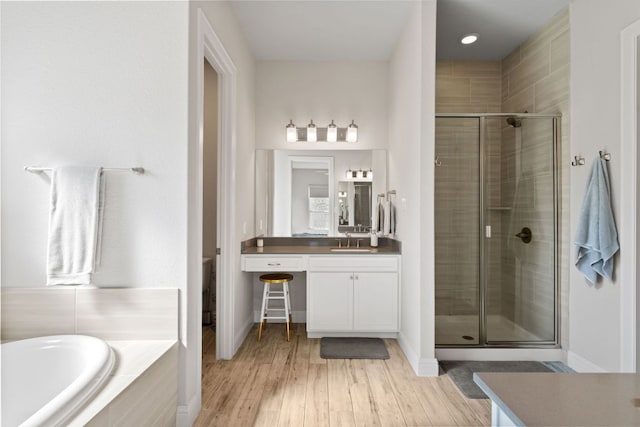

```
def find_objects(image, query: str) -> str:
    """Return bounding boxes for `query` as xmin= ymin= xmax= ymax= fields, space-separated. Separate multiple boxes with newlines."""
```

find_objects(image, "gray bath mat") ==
xmin=439 ymin=360 xmax=553 ymax=399
xmin=320 ymin=337 xmax=389 ymax=359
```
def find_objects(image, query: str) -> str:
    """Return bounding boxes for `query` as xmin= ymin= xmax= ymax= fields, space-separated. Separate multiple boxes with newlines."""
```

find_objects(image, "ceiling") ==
xmin=231 ymin=1 xmax=414 ymax=61
xmin=231 ymin=0 xmax=571 ymax=62
xmin=437 ymin=0 xmax=570 ymax=60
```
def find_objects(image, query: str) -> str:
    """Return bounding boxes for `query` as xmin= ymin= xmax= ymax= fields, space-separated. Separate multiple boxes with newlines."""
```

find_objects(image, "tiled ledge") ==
xmin=68 ymin=340 xmax=178 ymax=426
xmin=0 ymin=288 xmax=178 ymax=341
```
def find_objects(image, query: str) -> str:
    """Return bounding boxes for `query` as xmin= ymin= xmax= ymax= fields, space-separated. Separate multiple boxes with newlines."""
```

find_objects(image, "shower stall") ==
xmin=435 ymin=113 xmax=560 ymax=347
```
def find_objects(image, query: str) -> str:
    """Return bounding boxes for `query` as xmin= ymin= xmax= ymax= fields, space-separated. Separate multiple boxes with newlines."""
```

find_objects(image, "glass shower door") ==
xmin=435 ymin=118 xmax=481 ymax=345
xmin=484 ymin=117 xmax=557 ymax=344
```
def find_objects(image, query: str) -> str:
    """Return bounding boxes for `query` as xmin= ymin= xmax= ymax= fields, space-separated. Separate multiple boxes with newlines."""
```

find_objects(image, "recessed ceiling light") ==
xmin=460 ymin=33 xmax=479 ymax=45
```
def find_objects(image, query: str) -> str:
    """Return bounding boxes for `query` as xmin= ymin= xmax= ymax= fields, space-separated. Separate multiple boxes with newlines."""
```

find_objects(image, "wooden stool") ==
xmin=258 ymin=273 xmax=293 ymax=341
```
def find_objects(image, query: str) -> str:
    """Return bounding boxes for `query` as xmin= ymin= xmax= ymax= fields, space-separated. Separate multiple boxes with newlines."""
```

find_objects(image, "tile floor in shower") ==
xmin=436 ymin=314 xmax=541 ymax=345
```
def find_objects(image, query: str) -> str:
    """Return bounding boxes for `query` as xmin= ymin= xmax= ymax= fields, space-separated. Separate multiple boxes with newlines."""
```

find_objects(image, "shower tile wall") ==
xmin=435 ymin=61 xmax=502 ymax=318
xmin=435 ymin=7 xmax=569 ymax=344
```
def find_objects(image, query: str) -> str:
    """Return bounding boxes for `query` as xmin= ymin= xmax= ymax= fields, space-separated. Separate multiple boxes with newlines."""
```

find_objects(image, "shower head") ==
xmin=506 ymin=117 xmax=522 ymax=128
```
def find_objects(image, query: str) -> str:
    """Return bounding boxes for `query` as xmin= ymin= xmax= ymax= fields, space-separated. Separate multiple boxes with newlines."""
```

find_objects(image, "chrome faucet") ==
xmin=344 ymin=232 xmax=351 ymax=248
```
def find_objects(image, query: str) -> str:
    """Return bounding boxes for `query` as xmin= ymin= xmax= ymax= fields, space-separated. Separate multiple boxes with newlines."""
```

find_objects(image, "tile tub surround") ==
xmin=1 ymin=288 xmax=178 ymax=341
xmin=69 ymin=340 xmax=178 ymax=426
xmin=1 ymin=288 xmax=179 ymax=426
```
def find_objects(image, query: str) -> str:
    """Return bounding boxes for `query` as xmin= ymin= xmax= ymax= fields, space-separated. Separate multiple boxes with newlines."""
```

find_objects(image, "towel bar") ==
xmin=24 ymin=166 xmax=145 ymax=174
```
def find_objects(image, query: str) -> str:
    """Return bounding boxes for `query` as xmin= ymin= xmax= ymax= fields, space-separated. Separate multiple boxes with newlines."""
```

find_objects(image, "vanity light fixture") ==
xmin=327 ymin=120 xmax=338 ymax=142
xmin=285 ymin=119 xmax=359 ymax=142
xmin=286 ymin=120 xmax=297 ymax=142
xmin=345 ymin=168 xmax=372 ymax=181
xmin=460 ymin=33 xmax=479 ymax=45
xmin=346 ymin=120 xmax=358 ymax=142
xmin=306 ymin=120 xmax=317 ymax=142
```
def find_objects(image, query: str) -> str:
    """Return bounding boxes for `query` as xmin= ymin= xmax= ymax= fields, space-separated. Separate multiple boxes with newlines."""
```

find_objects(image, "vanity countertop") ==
xmin=474 ymin=372 xmax=640 ymax=427
xmin=241 ymin=245 xmax=400 ymax=255
xmin=241 ymin=237 xmax=401 ymax=255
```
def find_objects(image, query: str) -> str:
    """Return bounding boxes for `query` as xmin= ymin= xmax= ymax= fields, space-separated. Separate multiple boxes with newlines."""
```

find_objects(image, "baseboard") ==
xmin=234 ymin=316 xmax=253 ymax=353
xmin=307 ymin=331 xmax=397 ymax=338
xmin=397 ymin=331 xmax=420 ymax=375
xmin=176 ymin=392 xmax=201 ymax=427
xmin=253 ymin=310 xmax=306 ymax=323
xmin=436 ymin=348 xmax=563 ymax=361
xmin=418 ymin=358 xmax=440 ymax=377
xmin=567 ymin=351 xmax=607 ymax=372
xmin=396 ymin=331 xmax=439 ymax=377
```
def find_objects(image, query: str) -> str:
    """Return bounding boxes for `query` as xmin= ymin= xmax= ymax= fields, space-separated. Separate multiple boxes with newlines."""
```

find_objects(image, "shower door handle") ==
xmin=515 ymin=227 xmax=532 ymax=243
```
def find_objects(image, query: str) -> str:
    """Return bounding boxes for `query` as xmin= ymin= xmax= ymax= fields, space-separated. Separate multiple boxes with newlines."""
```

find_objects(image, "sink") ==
xmin=330 ymin=248 xmax=373 ymax=253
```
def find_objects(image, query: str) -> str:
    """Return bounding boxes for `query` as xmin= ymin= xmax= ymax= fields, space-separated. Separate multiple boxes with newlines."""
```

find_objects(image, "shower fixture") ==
xmin=506 ymin=117 xmax=522 ymax=128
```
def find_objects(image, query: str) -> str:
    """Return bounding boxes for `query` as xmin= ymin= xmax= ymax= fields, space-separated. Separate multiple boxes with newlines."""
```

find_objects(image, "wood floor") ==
xmin=195 ymin=324 xmax=491 ymax=427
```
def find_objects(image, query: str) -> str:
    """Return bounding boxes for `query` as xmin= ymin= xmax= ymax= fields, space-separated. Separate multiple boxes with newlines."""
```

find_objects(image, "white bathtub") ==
xmin=1 ymin=335 xmax=115 ymax=427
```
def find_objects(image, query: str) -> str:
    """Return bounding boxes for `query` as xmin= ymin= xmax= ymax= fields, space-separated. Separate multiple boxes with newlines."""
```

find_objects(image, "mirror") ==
xmin=337 ymin=181 xmax=372 ymax=233
xmin=255 ymin=149 xmax=387 ymax=237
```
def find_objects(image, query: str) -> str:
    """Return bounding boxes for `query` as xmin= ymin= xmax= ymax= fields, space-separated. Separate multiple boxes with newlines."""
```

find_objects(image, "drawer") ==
xmin=242 ymin=255 xmax=306 ymax=272
xmin=308 ymin=255 xmax=399 ymax=272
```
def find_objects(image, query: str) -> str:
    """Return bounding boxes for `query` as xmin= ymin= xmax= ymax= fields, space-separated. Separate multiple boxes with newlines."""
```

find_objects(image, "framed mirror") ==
xmin=255 ymin=149 xmax=387 ymax=237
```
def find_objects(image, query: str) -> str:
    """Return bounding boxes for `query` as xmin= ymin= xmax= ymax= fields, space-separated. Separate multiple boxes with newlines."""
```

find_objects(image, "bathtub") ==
xmin=1 ymin=335 xmax=115 ymax=427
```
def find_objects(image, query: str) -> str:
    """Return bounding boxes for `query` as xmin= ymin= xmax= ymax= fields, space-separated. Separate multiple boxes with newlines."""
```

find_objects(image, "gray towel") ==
xmin=574 ymin=158 xmax=619 ymax=283
xmin=376 ymin=199 xmax=384 ymax=233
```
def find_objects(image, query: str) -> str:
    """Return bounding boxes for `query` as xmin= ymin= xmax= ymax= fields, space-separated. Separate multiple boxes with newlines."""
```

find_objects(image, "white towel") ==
xmin=47 ymin=166 xmax=103 ymax=285
xmin=574 ymin=158 xmax=619 ymax=283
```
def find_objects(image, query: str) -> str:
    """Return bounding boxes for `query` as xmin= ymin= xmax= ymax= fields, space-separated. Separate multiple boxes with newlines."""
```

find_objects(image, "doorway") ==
xmin=202 ymin=59 xmax=219 ymax=356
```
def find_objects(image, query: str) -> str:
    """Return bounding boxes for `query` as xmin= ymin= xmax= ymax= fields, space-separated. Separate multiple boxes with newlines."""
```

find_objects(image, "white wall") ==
xmin=256 ymin=61 xmax=388 ymax=150
xmin=1 ymin=1 xmax=189 ymax=289
xmin=387 ymin=0 xmax=438 ymax=376
xmin=569 ymin=0 xmax=640 ymax=372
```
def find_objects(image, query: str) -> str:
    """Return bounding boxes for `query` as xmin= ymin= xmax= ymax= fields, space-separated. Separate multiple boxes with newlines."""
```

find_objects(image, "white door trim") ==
xmin=197 ymin=8 xmax=237 ymax=362
xmin=620 ymin=18 xmax=640 ymax=373
xmin=184 ymin=9 xmax=237 ymax=425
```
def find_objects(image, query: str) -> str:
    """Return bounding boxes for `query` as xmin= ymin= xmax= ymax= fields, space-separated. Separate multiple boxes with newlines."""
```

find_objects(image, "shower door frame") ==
xmin=435 ymin=113 xmax=561 ymax=349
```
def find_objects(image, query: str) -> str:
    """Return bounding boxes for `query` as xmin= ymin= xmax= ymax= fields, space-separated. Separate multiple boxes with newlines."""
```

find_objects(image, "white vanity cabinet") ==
xmin=306 ymin=255 xmax=399 ymax=336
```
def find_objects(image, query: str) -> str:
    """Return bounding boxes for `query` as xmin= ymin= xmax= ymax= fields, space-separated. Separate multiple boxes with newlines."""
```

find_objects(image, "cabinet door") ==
xmin=353 ymin=272 xmax=398 ymax=331
xmin=308 ymin=272 xmax=353 ymax=331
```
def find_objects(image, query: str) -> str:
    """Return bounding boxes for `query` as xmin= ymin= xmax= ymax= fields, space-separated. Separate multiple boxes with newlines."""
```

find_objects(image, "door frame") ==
xmin=619 ymin=18 xmax=640 ymax=373
xmin=197 ymin=8 xmax=236 ymax=360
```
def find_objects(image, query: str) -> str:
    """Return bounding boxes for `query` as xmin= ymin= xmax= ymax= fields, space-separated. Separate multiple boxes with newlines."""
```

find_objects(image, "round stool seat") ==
xmin=259 ymin=273 xmax=293 ymax=283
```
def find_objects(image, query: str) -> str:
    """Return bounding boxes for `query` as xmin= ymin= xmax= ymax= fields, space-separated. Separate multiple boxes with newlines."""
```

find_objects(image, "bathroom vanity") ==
xmin=241 ymin=238 xmax=401 ymax=338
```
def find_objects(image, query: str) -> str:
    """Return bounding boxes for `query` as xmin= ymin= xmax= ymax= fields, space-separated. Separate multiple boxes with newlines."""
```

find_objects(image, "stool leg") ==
xmin=283 ymin=281 xmax=291 ymax=341
xmin=258 ymin=283 xmax=269 ymax=341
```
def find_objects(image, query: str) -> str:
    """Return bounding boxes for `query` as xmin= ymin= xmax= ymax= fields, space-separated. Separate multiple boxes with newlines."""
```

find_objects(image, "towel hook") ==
xmin=435 ymin=156 xmax=442 ymax=167
xmin=571 ymin=155 xmax=585 ymax=166
xmin=599 ymin=151 xmax=611 ymax=161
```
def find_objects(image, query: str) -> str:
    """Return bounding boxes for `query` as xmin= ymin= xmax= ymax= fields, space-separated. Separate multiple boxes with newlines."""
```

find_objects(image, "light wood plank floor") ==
xmin=196 ymin=324 xmax=490 ymax=427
